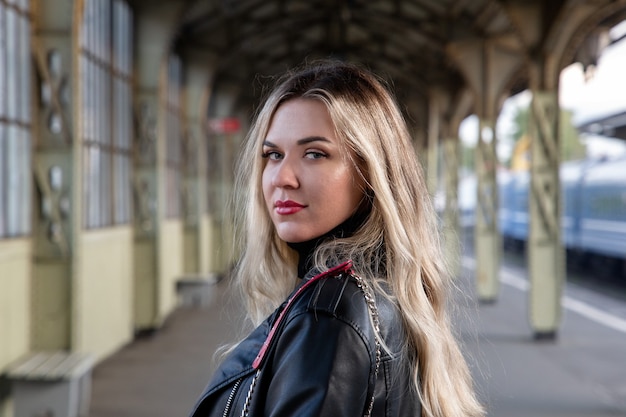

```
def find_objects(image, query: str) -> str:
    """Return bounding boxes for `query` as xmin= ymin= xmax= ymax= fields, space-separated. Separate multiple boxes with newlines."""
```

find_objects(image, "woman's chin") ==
xmin=276 ymin=226 xmax=315 ymax=244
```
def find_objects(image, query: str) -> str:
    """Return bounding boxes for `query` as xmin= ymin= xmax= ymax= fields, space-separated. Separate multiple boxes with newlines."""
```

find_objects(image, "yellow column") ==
xmin=528 ymin=91 xmax=564 ymax=339
xmin=474 ymin=119 xmax=500 ymax=301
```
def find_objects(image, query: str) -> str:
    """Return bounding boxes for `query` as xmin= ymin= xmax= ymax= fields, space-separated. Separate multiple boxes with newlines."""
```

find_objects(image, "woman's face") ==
xmin=262 ymin=98 xmax=364 ymax=243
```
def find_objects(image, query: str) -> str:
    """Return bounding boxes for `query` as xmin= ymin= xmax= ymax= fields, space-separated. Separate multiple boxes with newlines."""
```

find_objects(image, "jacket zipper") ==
xmin=222 ymin=378 xmax=242 ymax=417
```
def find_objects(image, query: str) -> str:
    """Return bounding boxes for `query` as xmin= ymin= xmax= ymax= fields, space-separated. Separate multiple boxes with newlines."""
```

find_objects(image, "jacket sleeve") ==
xmin=263 ymin=308 xmax=374 ymax=417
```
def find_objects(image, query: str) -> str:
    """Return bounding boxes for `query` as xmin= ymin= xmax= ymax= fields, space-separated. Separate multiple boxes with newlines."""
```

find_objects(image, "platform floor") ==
xmin=88 ymin=255 xmax=626 ymax=417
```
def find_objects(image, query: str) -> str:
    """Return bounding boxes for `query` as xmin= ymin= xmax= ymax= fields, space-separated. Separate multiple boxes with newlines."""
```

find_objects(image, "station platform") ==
xmin=88 ymin=254 xmax=626 ymax=417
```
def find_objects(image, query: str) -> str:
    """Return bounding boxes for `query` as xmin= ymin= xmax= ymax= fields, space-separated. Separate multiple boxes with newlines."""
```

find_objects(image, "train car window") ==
xmin=0 ymin=0 xmax=32 ymax=239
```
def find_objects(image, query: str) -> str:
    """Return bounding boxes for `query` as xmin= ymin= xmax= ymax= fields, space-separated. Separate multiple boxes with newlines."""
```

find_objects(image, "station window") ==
xmin=166 ymin=54 xmax=182 ymax=219
xmin=0 ymin=0 xmax=32 ymax=239
xmin=79 ymin=0 xmax=133 ymax=228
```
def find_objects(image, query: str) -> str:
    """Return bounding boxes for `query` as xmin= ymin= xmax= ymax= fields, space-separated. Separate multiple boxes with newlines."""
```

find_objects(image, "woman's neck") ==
xmin=286 ymin=209 xmax=368 ymax=278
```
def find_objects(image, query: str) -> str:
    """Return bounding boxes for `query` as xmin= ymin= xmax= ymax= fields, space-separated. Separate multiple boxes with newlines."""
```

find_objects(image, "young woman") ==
xmin=190 ymin=61 xmax=484 ymax=417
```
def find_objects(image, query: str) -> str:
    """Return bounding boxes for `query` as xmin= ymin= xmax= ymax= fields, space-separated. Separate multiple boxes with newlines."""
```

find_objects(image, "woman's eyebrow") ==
xmin=263 ymin=136 xmax=331 ymax=147
xmin=297 ymin=136 xmax=331 ymax=145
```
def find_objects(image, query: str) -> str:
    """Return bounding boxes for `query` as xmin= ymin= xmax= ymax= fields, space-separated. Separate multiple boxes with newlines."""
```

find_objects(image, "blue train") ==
xmin=498 ymin=156 xmax=626 ymax=270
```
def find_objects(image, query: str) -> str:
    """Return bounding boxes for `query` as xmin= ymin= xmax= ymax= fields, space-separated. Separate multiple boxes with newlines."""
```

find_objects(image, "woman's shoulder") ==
xmin=300 ymin=269 xmax=372 ymax=320
xmin=295 ymin=267 xmax=398 ymax=334
xmin=299 ymin=269 xmax=405 ymax=355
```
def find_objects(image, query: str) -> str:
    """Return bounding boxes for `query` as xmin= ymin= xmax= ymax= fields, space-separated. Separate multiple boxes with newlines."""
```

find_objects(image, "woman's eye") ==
xmin=305 ymin=151 xmax=327 ymax=160
xmin=262 ymin=151 xmax=282 ymax=160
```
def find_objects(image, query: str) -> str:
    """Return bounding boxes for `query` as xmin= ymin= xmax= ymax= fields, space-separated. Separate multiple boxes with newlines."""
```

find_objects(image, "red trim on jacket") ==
xmin=252 ymin=260 xmax=353 ymax=369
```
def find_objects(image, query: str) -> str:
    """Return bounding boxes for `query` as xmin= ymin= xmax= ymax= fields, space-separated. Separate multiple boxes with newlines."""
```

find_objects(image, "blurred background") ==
xmin=0 ymin=1 xmax=625 ymax=416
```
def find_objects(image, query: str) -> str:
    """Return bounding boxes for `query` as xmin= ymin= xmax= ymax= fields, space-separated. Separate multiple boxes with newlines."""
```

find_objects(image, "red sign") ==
xmin=208 ymin=117 xmax=241 ymax=134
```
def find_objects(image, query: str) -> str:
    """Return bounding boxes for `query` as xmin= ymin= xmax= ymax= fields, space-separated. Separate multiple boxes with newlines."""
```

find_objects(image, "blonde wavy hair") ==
xmin=232 ymin=60 xmax=484 ymax=417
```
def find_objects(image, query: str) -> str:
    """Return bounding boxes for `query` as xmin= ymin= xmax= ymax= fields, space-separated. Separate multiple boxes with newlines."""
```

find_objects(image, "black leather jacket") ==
xmin=189 ymin=261 xmax=421 ymax=417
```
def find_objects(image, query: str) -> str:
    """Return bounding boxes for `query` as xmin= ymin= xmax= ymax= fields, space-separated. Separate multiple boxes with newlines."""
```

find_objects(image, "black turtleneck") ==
xmin=286 ymin=208 xmax=369 ymax=279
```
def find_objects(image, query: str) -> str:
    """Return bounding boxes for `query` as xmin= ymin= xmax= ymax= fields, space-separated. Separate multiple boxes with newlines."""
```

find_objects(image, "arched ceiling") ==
xmin=129 ymin=0 xmax=626 ymax=128
xmin=173 ymin=0 xmax=515 ymax=114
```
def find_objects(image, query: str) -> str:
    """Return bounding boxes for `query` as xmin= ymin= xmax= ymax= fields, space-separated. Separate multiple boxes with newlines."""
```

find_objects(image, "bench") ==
xmin=4 ymin=351 xmax=94 ymax=417
xmin=176 ymin=273 xmax=218 ymax=308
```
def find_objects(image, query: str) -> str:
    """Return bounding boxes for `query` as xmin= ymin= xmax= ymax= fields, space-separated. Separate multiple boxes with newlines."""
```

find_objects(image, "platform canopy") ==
xmin=125 ymin=0 xmax=626 ymax=134
xmin=577 ymin=110 xmax=626 ymax=140
xmin=175 ymin=1 xmax=478 ymax=102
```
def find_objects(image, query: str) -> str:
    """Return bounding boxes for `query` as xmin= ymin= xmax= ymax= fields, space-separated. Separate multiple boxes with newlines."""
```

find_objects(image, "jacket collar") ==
xmin=199 ymin=261 xmax=354 ymax=397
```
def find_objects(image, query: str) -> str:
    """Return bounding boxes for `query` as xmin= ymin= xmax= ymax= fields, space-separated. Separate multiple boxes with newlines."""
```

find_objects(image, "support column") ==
xmin=500 ymin=0 xmax=617 ymax=339
xmin=181 ymin=52 xmax=216 ymax=275
xmin=528 ymin=90 xmax=563 ymax=338
xmin=442 ymin=135 xmax=461 ymax=278
xmin=475 ymin=119 xmax=500 ymax=301
xmin=222 ymin=132 xmax=235 ymax=268
xmin=133 ymin=2 xmax=186 ymax=330
xmin=133 ymin=89 xmax=159 ymax=330
xmin=447 ymin=36 xmax=524 ymax=302
xmin=427 ymin=91 xmax=441 ymax=197
xmin=206 ymin=83 xmax=243 ymax=273
xmin=31 ymin=0 xmax=74 ymax=352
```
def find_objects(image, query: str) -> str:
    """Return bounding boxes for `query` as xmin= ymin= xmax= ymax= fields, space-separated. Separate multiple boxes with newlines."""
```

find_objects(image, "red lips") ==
xmin=275 ymin=200 xmax=306 ymax=215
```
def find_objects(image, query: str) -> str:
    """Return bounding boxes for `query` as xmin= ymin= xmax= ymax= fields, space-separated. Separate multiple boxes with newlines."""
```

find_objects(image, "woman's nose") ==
xmin=272 ymin=159 xmax=299 ymax=189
